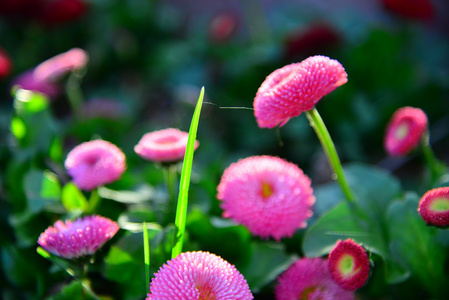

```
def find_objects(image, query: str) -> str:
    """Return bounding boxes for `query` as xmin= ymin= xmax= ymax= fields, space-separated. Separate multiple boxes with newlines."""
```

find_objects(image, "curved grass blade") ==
xmin=171 ymin=87 xmax=204 ymax=258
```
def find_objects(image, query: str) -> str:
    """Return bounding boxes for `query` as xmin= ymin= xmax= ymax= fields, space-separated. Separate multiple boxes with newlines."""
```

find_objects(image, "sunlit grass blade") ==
xmin=171 ymin=87 xmax=204 ymax=258
xmin=143 ymin=222 xmax=150 ymax=295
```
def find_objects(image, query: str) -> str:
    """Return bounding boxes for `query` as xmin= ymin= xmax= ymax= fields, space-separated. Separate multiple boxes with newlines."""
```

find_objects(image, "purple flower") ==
xmin=217 ymin=155 xmax=315 ymax=240
xmin=134 ymin=128 xmax=199 ymax=163
xmin=254 ymin=55 xmax=347 ymax=128
xmin=65 ymin=139 xmax=126 ymax=191
xmin=418 ymin=187 xmax=449 ymax=227
xmin=384 ymin=106 xmax=428 ymax=157
xmin=328 ymin=239 xmax=370 ymax=291
xmin=275 ymin=257 xmax=354 ymax=300
xmin=38 ymin=215 xmax=119 ymax=259
xmin=12 ymin=69 xmax=61 ymax=98
xmin=146 ymin=251 xmax=253 ymax=299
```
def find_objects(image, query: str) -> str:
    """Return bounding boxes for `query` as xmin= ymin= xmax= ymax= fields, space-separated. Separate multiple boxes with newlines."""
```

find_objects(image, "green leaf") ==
xmin=13 ymin=89 xmax=49 ymax=115
xmin=10 ymin=116 xmax=26 ymax=140
xmin=172 ymin=87 xmax=204 ymax=258
xmin=239 ymin=242 xmax=297 ymax=293
xmin=61 ymin=182 xmax=88 ymax=213
xmin=24 ymin=169 xmax=62 ymax=213
xmin=45 ymin=280 xmax=97 ymax=300
xmin=386 ymin=192 xmax=448 ymax=296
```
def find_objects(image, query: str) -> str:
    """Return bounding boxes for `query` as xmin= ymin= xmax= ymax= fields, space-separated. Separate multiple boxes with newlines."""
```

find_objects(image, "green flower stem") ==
xmin=305 ymin=107 xmax=356 ymax=203
xmin=421 ymin=131 xmax=447 ymax=186
xmin=162 ymin=163 xmax=178 ymax=225
xmin=66 ymin=72 xmax=84 ymax=116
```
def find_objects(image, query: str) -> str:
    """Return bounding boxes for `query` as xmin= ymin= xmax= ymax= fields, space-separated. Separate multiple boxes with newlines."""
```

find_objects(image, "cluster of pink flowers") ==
xmin=12 ymin=48 xmax=88 ymax=99
xmin=38 ymin=215 xmax=119 ymax=259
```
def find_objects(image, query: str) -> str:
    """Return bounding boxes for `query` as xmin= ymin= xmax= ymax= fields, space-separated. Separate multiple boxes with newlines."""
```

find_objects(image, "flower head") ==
xmin=34 ymin=48 xmax=88 ymax=82
xmin=134 ymin=128 xmax=199 ymax=163
xmin=217 ymin=155 xmax=315 ymax=240
xmin=209 ymin=11 xmax=239 ymax=43
xmin=328 ymin=239 xmax=370 ymax=291
xmin=284 ymin=23 xmax=340 ymax=59
xmin=12 ymin=70 xmax=61 ymax=98
xmin=384 ymin=106 xmax=427 ymax=156
xmin=65 ymin=139 xmax=126 ymax=191
xmin=38 ymin=215 xmax=119 ymax=259
xmin=0 ymin=47 xmax=12 ymax=79
xmin=275 ymin=257 xmax=354 ymax=300
xmin=253 ymin=55 xmax=347 ymax=128
xmin=146 ymin=251 xmax=253 ymax=300
xmin=381 ymin=0 xmax=434 ymax=21
xmin=418 ymin=187 xmax=449 ymax=227
xmin=39 ymin=0 xmax=88 ymax=27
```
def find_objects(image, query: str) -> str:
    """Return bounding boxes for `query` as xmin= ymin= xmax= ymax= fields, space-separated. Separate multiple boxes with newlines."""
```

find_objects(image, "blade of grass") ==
xmin=171 ymin=87 xmax=205 ymax=258
xmin=143 ymin=222 xmax=150 ymax=295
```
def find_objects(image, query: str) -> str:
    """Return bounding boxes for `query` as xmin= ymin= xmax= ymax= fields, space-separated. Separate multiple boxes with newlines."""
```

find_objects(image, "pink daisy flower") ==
xmin=253 ymin=55 xmax=348 ymax=128
xmin=134 ymin=128 xmax=199 ymax=163
xmin=418 ymin=187 xmax=449 ymax=227
xmin=12 ymin=69 xmax=61 ymax=99
xmin=217 ymin=155 xmax=315 ymax=240
xmin=38 ymin=215 xmax=119 ymax=259
xmin=384 ymin=106 xmax=428 ymax=156
xmin=34 ymin=48 xmax=88 ymax=82
xmin=328 ymin=239 xmax=370 ymax=291
xmin=65 ymin=139 xmax=126 ymax=191
xmin=275 ymin=257 xmax=354 ymax=300
xmin=146 ymin=251 xmax=253 ymax=300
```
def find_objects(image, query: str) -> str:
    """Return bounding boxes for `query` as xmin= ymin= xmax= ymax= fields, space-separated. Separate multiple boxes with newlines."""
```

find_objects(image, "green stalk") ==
xmin=162 ymin=164 xmax=178 ymax=225
xmin=305 ymin=107 xmax=356 ymax=203
xmin=421 ymin=130 xmax=447 ymax=186
xmin=66 ymin=72 xmax=84 ymax=117
xmin=143 ymin=222 xmax=150 ymax=295
xmin=171 ymin=87 xmax=204 ymax=258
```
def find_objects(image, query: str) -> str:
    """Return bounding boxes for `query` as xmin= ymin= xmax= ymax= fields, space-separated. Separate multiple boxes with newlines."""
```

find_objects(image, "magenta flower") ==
xmin=134 ymin=128 xmax=199 ymax=163
xmin=217 ymin=155 xmax=315 ymax=240
xmin=0 ymin=47 xmax=12 ymax=79
xmin=275 ymin=257 xmax=354 ymax=300
xmin=12 ymin=70 xmax=61 ymax=98
xmin=65 ymin=139 xmax=126 ymax=191
xmin=328 ymin=239 xmax=370 ymax=291
xmin=146 ymin=251 xmax=253 ymax=300
xmin=384 ymin=106 xmax=428 ymax=156
xmin=418 ymin=187 xmax=449 ymax=227
xmin=34 ymin=48 xmax=88 ymax=82
xmin=253 ymin=55 xmax=348 ymax=128
xmin=38 ymin=215 xmax=119 ymax=259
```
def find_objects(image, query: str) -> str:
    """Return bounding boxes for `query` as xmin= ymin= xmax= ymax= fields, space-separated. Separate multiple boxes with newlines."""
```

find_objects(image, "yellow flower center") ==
xmin=394 ymin=123 xmax=409 ymax=141
xmin=338 ymin=254 xmax=358 ymax=277
xmin=261 ymin=182 xmax=274 ymax=198
xmin=430 ymin=197 xmax=449 ymax=212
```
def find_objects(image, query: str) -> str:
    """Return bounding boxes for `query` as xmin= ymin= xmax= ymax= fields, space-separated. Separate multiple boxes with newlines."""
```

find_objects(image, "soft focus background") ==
xmin=1 ymin=0 xmax=449 ymax=299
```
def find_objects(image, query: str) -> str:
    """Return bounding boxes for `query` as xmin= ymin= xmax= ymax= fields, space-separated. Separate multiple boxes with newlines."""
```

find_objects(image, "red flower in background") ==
xmin=209 ymin=11 xmax=239 ymax=43
xmin=38 ymin=0 xmax=88 ymax=27
xmin=384 ymin=106 xmax=428 ymax=157
xmin=381 ymin=0 xmax=434 ymax=21
xmin=0 ymin=48 xmax=12 ymax=79
xmin=284 ymin=23 xmax=340 ymax=60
